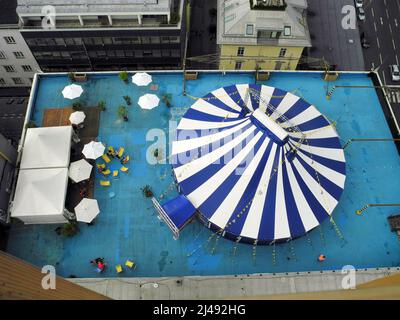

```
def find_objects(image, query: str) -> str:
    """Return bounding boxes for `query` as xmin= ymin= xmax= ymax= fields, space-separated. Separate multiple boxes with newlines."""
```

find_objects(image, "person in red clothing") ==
xmin=91 ymin=257 xmax=106 ymax=272
xmin=317 ymin=254 xmax=326 ymax=262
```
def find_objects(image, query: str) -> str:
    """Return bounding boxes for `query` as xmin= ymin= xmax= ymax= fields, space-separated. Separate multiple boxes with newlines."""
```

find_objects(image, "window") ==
xmin=0 ymin=78 xmax=5 ymax=85
xmin=279 ymin=48 xmax=287 ymax=58
xmin=22 ymin=65 xmax=32 ymax=72
xmin=13 ymin=51 xmax=25 ymax=59
xmin=12 ymin=77 xmax=23 ymax=84
xmin=275 ymin=61 xmax=283 ymax=70
xmin=143 ymin=50 xmax=152 ymax=57
xmin=246 ymin=24 xmax=254 ymax=36
xmin=235 ymin=61 xmax=243 ymax=70
xmin=284 ymin=26 xmax=291 ymax=36
xmin=4 ymin=36 xmax=16 ymax=44
xmin=0 ymin=51 xmax=6 ymax=59
xmin=237 ymin=47 xmax=245 ymax=56
xmin=4 ymin=65 xmax=15 ymax=72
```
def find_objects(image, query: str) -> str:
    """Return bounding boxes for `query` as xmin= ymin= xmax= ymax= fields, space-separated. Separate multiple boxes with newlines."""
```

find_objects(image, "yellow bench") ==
xmin=102 ymin=154 xmax=111 ymax=163
xmin=100 ymin=180 xmax=110 ymax=186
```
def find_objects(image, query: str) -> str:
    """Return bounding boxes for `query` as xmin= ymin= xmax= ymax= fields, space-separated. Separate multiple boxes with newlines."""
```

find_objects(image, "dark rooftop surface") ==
xmin=0 ymin=96 xmax=27 ymax=148
xmin=0 ymin=0 xmax=18 ymax=25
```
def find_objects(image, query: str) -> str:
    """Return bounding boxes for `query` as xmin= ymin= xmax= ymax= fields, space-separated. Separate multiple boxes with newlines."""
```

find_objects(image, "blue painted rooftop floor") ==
xmin=6 ymin=71 xmax=400 ymax=278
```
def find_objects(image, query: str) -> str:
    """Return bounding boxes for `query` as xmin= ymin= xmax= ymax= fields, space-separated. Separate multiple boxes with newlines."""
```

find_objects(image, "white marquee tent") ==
xmin=20 ymin=126 xmax=73 ymax=170
xmin=11 ymin=168 xmax=69 ymax=224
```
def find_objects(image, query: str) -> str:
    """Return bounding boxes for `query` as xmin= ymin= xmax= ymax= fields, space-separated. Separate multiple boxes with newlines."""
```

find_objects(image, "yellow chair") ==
xmin=113 ymin=170 xmax=119 ymax=177
xmin=115 ymin=264 xmax=123 ymax=273
xmin=125 ymin=260 xmax=136 ymax=269
xmin=97 ymin=163 xmax=106 ymax=169
xmin=102 ymin=169 xmax=111 ymax=176
xmin=102 ymin=154 xmax=111 ymax=163
xmin=120 ymin=166 xmax=129 ymax=173
xmin=100 ymin=180 xmax=111 ymax=186
xmin=121 ymin=155 xmax=130 ymax=164
xmin=117 ymin=147 xmax=125 ymax=158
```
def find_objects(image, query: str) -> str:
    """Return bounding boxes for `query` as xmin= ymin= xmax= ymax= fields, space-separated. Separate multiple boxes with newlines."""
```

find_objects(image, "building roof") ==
xmin=0 ymin=96 xmax=27 ymax=148
xmin=16 ymin=0 xmax=171 ymax=15
xmin=217 ymin=0 xmax=312 ymax=47
xmin=0 ymin=0 xmax=19 ymax=25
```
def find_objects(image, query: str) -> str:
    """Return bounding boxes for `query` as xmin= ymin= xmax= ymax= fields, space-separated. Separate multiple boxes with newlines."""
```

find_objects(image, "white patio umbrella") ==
xmin=132 ymin=72 xmax=152 ymax=86
xmin=62 ymin=84 xmax=83 ymax=99
xmin=69 ymin=111 xmax=86 ymax=125
xmin=68 ymin=159 xmax=93 ymax=183
xmin=138 ymin=94 xmax=160 ymax=110
xmin=82 ymin=141 xmax=105 ymax=159
xmin=74 ymin=198 xmax=100 ymax=223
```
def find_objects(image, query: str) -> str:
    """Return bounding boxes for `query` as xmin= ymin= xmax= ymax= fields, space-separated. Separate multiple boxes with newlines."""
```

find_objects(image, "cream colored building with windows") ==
xmin=217 ymin=0 xmax=312 ymax=71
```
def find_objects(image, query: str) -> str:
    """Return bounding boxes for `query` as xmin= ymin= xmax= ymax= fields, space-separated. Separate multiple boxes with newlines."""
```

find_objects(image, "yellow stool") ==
xmin=120 ymin=166 xmax=129 ymax=173
xmin=117 ymin=147 xmax=125 ymax=158
xmin=125 ymin=260 xmax=136 ymax=269
xmin=102 ymin=169 xmax=111 ymax=176
xmin=102 ymin=154 xmax=111 ymax=163
xmin=113 ymin=170 xmax=119 ymax=177
xmin=115 ymin=264 xmax=123 ymax=273
xmin=97 ymin=163 xmax=106 ymax=169
xmin=100 ymin=180 xmax=111 ymax=186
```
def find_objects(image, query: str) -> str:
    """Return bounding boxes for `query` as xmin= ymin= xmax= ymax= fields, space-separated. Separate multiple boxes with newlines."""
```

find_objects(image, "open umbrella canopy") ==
xmin=62 ymin=84 xmax=83 ymax=99
xmin=69 ymin=111 xmax=86 ymax=125
xmin=138 ymin=94 xmax=160 ymax=110
xmin=74 ymin=198 xmax=100 ymax=223
xmin=132 ymin=72 xmax=152 ymax=86
xmin=68 ymin=159 xmax=93 ymax=183
xmin=82 ymin=141 xmax=105 ymax=159
xmin=171 ymin=84 xmax=346 ymax=244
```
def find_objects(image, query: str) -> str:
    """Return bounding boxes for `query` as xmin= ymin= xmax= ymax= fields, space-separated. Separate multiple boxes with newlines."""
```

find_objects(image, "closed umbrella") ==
xmin=74 ymin=198 xmax=100 ymax=223
xmin=69 ymin=111 xmax=86 ymax=125
xmin=68 ymin=159 xmax=92 ymax=183
xmin=62 ymin=84 xmax=83 ymax=99
xmin=82 ymin=141 xmax=105 ymax=159
xmin=132 ymin=72 xmax=152 ymax=86
xmin=138 ymin=94 xmax=160 ymax=110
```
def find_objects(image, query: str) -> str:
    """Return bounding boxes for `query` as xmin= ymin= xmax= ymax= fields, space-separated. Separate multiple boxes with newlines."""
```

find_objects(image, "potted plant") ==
xmin=141 ymin=185 xmax=154 ymax=198
xmin=162 ymin=93 xmax=172 ymax=108
xmin=123 ymin=95 xmax=132 ymax=105
xmin=68 ymin=72 xmax=76 ymax=82
xmin=60 ymin=222 xmax=79 ymax=237
xmin=118 ymin=105 xmax=128 ymax=121
xmin=25 ymin=121 xmax=37 ymax=129
xmin=98 ymin=100 xmax=106 ymax=111
xmin=72 ymin=101 xmax=82 ymax=110
xmin=119 ymin=71 xmax=129 ymax=84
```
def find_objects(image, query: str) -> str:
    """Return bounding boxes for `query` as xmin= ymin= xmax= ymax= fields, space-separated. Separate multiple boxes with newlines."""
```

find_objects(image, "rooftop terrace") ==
xmin=5 ymin=70 xmax=400 ymax=278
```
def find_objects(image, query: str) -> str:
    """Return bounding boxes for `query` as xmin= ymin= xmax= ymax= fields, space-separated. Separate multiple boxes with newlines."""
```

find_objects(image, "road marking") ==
xmin=389 ymin=23 xmax=393 ymax=34
xmin=380 ymin=17 xmax=384 ymax=25
xmin=374 ymin=21 xmax=378 ymax=32
xmin=396 ymin=55 xmax=399 ymax=65
xmin=386 ymin=9 xmax=390 ymax=19
xmin=395 ymin=19 xmax=399 ymax=27
xmin=382 ymin=70 xmax=387 ymax=84
xmin=377 ymin=37 xmax=380 ymax=49
xmin=393 ymin=39 xmax=397 ymax=50
xmin=380 ymin=53 xmax=384 ymax=65
xmin=371 ymin=7 xmax=375 ymax=18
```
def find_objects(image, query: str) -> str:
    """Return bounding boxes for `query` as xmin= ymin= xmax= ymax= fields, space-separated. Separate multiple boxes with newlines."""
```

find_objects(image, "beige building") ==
xmin=217 ymin=0 xmax=312 ymax=71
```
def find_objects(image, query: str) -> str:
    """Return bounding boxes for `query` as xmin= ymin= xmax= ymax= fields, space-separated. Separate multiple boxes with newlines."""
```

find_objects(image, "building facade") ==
xmin=0 ymin=1 xmax=41 ymax=87
xmin=16 ymin=0 xmax=187 ymax=72
xmin=217 ymin=0 xmax=312 ymax=71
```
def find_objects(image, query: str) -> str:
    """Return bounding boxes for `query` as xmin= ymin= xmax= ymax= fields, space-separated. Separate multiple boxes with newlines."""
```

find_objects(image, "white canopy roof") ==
xmin=20 ymin=126 xmax=73 ymax=170
xmin=11 ymin=168 xmax=69 ymax=224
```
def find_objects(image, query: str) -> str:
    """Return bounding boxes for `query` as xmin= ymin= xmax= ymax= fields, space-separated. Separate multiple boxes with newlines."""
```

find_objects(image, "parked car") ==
xmin=355 ymin=0 xmax=363 ymax=8
xmin=358 ymin=7 xmax=366 ymax=21
xmin=390 ymin=65 xmax=400 ymax=81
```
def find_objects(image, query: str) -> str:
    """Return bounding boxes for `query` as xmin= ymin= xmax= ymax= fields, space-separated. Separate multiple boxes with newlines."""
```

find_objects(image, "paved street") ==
xmin=359 ymin=0 xmax=400 ymax=133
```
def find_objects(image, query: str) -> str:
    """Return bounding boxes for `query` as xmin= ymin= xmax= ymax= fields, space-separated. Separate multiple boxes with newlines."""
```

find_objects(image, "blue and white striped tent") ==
xmin=171 ymin=84 xmax=346 ymax=244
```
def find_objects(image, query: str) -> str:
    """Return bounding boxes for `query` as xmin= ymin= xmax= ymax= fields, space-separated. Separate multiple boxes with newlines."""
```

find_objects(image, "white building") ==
xmin=0 ymin=1 xmax=41 ymax=87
